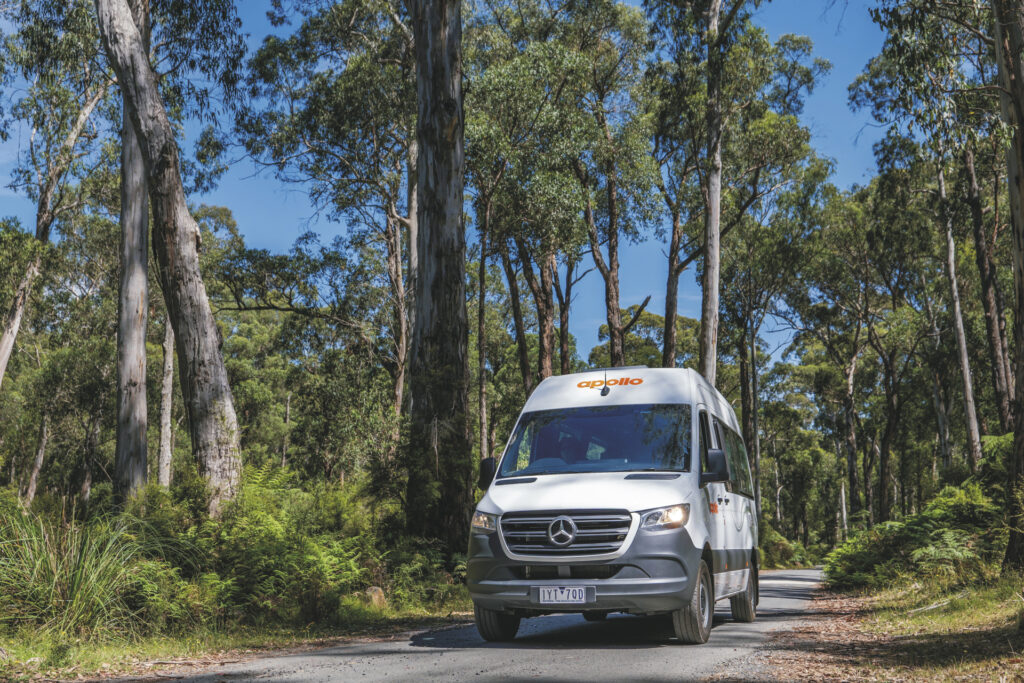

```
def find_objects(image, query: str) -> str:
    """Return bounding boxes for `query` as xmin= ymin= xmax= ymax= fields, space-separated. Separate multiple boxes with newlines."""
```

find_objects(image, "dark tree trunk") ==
xmin=114 ymin=0 xmax=150 ymax=500
xmin=965 ymin=147 xmax=1014 ymax=432
xmin=477 ymin=213 xmax=489 ymax=461
xmin=405 ymin=0 xmax=472 ymax=553
xmin=499 ymin=244 xmax=533 ymax=394
xmin=553 ymin=259 xmax=576 ymax=375
xmin=993 ymin=0 xmax=1024 ymax=572
xmin=96 ymin=0 xmax=242 ymax=517
xmin=663 ymin=214 xmax=683 ymax=368
xmin=517 ymin=239 xmax=555 ymax=381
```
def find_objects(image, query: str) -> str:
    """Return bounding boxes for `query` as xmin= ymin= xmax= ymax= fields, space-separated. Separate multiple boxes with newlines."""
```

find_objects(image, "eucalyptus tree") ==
xmin=238 ymin=0 xmax=417 ymax=416
xmin=0 ymin=0 xmax=114 ymax=392
xmin=567 ymin=0 xmax=659 ymax=368
xmin=95 ymin=0 xmax=244 ymax=517
xmin=114 ymin=0 xmax=149 ymax=500
xmin=645 ymin=15 xmax=828 ymax=372
xmin=855 ymin=3 xmax=1007 ymax=470
xmin=405 ymin=0 xmax=473 ymax=552
xmin=644 ymin=0 xmax=763 ymax=385
xmin=720 ymin=154 xmax=830 ymax=514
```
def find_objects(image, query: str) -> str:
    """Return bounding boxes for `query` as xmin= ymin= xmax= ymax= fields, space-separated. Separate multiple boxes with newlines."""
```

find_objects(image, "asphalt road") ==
xmin=180 ymin=568 xmax=821 ymax=682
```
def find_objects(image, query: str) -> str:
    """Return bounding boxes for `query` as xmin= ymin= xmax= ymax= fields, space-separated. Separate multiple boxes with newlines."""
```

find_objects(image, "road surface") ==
xmin=180 ymin=568 xmax=821 ymax=682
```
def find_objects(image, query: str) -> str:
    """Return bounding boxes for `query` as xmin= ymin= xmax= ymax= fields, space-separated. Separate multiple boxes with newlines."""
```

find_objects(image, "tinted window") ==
xmin=723 ymin=427 xmax=754 ymax=498
xmin=498 ymin=404 xmax=692 ymax=477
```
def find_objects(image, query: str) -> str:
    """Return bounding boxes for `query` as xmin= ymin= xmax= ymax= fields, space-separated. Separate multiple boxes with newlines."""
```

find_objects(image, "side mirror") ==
xmin=478 ymin=457 xmax=497 ymax=490
xmin=700 ymin=448 xmax=730 ymax=486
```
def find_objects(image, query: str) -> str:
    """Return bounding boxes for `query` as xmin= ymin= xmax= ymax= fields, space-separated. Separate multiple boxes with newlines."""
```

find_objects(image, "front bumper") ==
xmin=467 ymin=522 xmax=702 ymax=616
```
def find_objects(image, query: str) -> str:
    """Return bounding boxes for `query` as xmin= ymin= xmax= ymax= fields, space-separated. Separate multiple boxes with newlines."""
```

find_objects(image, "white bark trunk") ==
xmin=114 ymin=0 xmax=150 ymax=498
xmin=938 ymin=166 xmax=983 ymax=471
xmin=24 ymin=413 xmax=49 ymax=507
xmin=96 ymin=0 xmax=241 ymax=516
xmin=157 ymin=318 xmax=174 ymax=487
xmin=699 ymin=0 xmax=724 ymax=386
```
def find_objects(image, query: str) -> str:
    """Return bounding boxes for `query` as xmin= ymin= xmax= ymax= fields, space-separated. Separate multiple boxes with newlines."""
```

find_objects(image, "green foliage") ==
xmin=825 ymin=484 xmax=1003 ymax=589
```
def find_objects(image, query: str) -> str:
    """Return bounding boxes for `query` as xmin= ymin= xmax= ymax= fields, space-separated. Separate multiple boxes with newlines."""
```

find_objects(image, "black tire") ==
xmin=730 ymin=560 xmax=757 ymax=623
xmin=672 ymin=559 xmax=712 ymax=644
xmin=583 ymin=611 xmax=608 ymax=622
xmin=474 ymin=604 xmax=521 ymax=641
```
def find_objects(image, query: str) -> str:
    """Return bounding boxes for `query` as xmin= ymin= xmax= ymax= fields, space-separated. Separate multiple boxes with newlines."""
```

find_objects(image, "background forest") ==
xmin=0 ymin=0 xmax=1022 ymax=665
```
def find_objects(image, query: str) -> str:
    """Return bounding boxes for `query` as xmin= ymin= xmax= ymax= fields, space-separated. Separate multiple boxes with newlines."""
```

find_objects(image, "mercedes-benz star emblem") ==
xmin=547 ymin=516 xmax=577 ymax=547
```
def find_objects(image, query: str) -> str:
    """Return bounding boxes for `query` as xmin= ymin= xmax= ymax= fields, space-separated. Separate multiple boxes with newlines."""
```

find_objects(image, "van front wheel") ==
xmin=474 ymin=604 xmax=521 ymax=641
xmin=672 ymin=559 xmax=712 ymax=644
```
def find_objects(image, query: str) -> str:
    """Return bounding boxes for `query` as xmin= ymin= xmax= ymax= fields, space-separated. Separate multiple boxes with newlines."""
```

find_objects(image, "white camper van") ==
xmin=467 ymin=367 xmax=758 ymax=644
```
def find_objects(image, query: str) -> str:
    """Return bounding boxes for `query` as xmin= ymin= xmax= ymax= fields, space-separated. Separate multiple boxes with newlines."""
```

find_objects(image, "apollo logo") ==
xmin=577 ymin=377 xmax=644 ymax=388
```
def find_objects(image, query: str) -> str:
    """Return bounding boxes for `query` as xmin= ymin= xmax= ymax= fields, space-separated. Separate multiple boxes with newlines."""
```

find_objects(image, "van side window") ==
xmin=715 ymin=422 xmax=754 ymax=499
xmin=698 ymin=411 xmax=711 ymax=473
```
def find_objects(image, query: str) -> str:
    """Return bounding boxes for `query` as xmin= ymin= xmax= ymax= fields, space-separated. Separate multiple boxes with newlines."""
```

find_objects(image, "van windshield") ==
xmin=497 ymin=403 xmax=692 ymax=478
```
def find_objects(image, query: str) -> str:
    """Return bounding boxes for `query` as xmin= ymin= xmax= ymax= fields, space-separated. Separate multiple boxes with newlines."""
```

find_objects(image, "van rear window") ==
xmin=498 ymin=404 xmax=692 ymax=478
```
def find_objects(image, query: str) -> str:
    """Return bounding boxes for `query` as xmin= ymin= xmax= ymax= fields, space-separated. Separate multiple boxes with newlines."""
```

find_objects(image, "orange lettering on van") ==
xmin=577 ymin=378 xmax=644 ymax=389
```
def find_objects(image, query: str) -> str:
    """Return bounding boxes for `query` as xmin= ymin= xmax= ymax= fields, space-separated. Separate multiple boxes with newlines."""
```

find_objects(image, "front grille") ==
xmin=511 ymin=564 xmax=623 ymax=580
xmin=500 ymin=509 xmax=633 ymax=556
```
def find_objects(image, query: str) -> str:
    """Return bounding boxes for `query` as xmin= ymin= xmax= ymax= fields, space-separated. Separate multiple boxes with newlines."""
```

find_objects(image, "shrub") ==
xmin=0 ymin=507 xmax=144 ymax=637
xmin=824 ymin=484 xmax=1002 ymax=589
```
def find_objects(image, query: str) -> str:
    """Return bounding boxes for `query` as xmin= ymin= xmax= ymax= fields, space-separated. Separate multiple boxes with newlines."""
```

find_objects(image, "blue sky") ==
xmin=0 ymin=0 xmax=886 ymax=361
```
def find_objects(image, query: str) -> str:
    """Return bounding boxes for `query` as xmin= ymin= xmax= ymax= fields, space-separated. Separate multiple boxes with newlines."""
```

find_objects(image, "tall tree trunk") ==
xmin=938 ymin=165 xmax=983 ymax=471
xmin=842 ymin=351 xmax=861 ymax=514
xmin=839 ymin=479 xmax=848 ymax=541
xmin=158 ymin=318 xmax=174 ymax=487
xmin=864 ymin=438 xmax=877 ymax=526
xmin=517 ymin=239 xmax=555 ymax=381
xmin=749 ymin=319 xmax=762 ymax=515
xmin=699 ymin=0 xmax=724 ymax=386
xmin=477 ymin=214 xmax=488 ymax=461
xmin=500 ymin=244 xmax=533 ymax=394
xmin=921 ymin=280 xmax=953 ymax=469
xmin=0 ymin=87 xmax=105 ymax=390
xmin=114 ymin=0 xmax=150 ymax=500
xmin=581 ymin=164 xmax=626 ymax=367
xmin=553 ymin=259 xmax=576 ymax=375
xmin=385 ymin=212 xmax=408 ymax=414
xmin=404 ymin=138 xmax=419 ymax=413
xmin=24 ymin=413 xmax=49 ymax=507
xmin=663 ymin=214 xmax=683 ymax=368
xmin=993 ymin=0 xmax=1024 ymax=572
xmin=405 ymin=0 xmax=472 ymax=552
xmin=96 ymin=0 xmax=242 ymax=517
xmin=81 ymin=412 xmax=103 ymax=506
xmin=965 ymin=147 xmax=1014 ymax=432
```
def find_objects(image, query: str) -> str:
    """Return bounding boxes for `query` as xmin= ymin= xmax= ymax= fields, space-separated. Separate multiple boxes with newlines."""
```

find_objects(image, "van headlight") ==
xmin=471 ymin=510 xmax=498 ymax=533
xmin=640 ymin=504 xmax=689 ymax=530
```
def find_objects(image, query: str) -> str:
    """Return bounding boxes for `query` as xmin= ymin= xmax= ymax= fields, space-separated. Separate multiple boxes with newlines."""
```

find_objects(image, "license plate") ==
xmin=538 ymin=586 xmax=588 ymax=604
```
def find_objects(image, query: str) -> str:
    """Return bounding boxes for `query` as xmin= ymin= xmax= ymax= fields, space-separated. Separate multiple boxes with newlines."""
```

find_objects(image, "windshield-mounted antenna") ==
xmin=601 ymin=369 xmax=610 ymax=396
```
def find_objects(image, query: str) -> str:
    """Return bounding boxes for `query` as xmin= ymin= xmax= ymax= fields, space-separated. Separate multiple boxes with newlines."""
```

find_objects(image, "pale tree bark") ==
xmin=95 ymin=0 xmax=242 ymax=517
xmin=938 ymin=165 xmax=983 ymax=471
xmin=553 ymin=257 xmax=586 ymax=375
xmin=921 ymin=278 xmax=953 ymax=469
xmin=114 ymin=0 xmax=150 ymax=500
xmin=0 ymin=88 xmax=106 ymax=390
xmin=964 ymin=147 xmax=1014 ymax=432
xmin=405 ymin=0 xmax=473 ymax=552
xmin=992 ymin=0 xmax=1024 ymax=572
xmin=403 ymin=139 xmax=419 ymax=407
xmin=699 ymin=0 xmax=725 ymax=386
xmin=384 ymin=211 xmax=408 ymax=414
xmin=157 ymin=318 xmax=174 ymax=487
xmin=23 ymin=413 xmax=49 ymax=507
